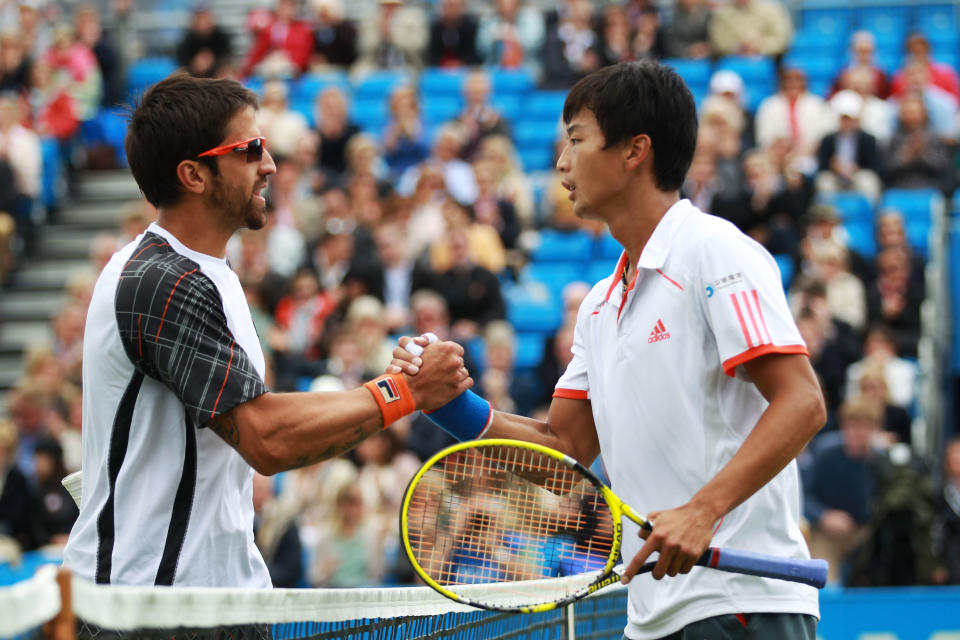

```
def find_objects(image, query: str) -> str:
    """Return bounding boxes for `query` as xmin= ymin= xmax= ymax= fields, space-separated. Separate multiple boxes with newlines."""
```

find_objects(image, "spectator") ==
xmin=269 ymin=267 xmax=336 ymax=390
xmin=344 ymin=133 xmax=389 ymax=186
xmin=310 ymin=479 xmax=386 ymax=587
xmin=74 ymin=4 xmax=120 ymax=107
xmin=476 ymin=0 xmax=545 ymax=77
xmin=832 ymin=31 xmax=889 ymax=99
xmin=313 ymin=86 xmax=360 ymax=179
xmin=0 ymin=418 xmax=43 ymax=552
xmin=354 ymin=428 xmax=420 ymax=518
xmin=541 ymin=0 xmax=602 ymax=90
xmin=596 ymin=4 xmax=634 ymax=66
xmin=175 ymin=2 xmax=233 ymax=78
xmin=354 ymin=0 xmax=428 ymax=73
xmin=888 ymin=62 xmax=957 ymax=143
xmin=0 ymin=31 xmax=32 ymax=94
xmin=8 ymin=382 xmax=53 ymax=479
xmin=397 ymin=123 xmax=478 ymax=206
xmin=476 ymin=320 xmax=520 ymax=413
xmin=252 ymin=472 xmax=303 ymax=588
xmin=807 ymin=239 xmax=867 ymax=333
xmin=856 ymin=361 xmax=912 ymax=446
xmin=875 ymin=210 xmax=924 ymax=285
xmin=16 ymin=0 xmax=53 ymax=59
xmin=429 ymin=197 xmax=506 ymax=274
xmin=815 ymin=90 xmax=883 ymax=203
xmin=457 ymin=68 xmax=510 ymax=160
xmin=703 ymin=69 xmax=755 ymax=150
xmin=472 ymin=160 xmax=521 ymax=251
xmin=885 ymin=93 xmax=951 ymax=191
xmin=241 ymin=0 xmax=314 ymax=77
xmin=843 ymin=66 xmax=894 ymax=146
xmin=0 ymin=92 xmax=41 ymax=222
xmin=343 ymin=295 xmax=396 ymax=376
xmin=32 ymin=436 xmax=77 ymax=547
xmin=382 ymin=84 xmax=429 ymax=177
xmin=264 ymin=155 xmax=311 ymax=234
xmin=662 ymin=0 xmax=711 ymax=59
xmin=308 ymin=228 xmax=354 ymax=295
xmin=803 ymin=396 xmax=884 ymax=585
xmin=44 ymin=22 xmax=101 ymax=121
xmin=0 ymin=211 xmax=14 ymax=284
xmin=845 ymin=324 xmax=917 ymax=410
xmin=477 ymin=134 xmax=534 ymax=226
xmin=708 ymin=0 xmax=791 ymax=58
xmin=866 ymin=246 xmax=923 ymax=357
xmin=427 ymin=0 xmax=479 ymax=68
xmin=432 ymin=225 xmax=505 ymax=341
xmin=755 ymin=67 xmax=830 ymax=163
xmin=932 ymin=436 xmax=960 ymax=585
xmin=890 ymin=33 xmax=960 ymax=101
xmin=308 ymin=0 xmax=356 ymax=70
xmin=257 ymin=80 xmax=309 ymax=158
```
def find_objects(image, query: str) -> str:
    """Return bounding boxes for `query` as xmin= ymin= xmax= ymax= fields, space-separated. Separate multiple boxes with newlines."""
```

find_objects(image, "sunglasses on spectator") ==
xmin=198 ymin=136 xmax=265 ymax=163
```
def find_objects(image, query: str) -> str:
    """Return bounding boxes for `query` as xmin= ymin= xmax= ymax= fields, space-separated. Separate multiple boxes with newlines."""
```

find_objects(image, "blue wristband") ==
xmin=424 ymin=390 xmax=492 ymax=441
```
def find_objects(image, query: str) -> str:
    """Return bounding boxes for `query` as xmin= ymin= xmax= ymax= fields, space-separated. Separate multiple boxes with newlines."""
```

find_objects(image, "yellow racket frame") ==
xmin=400 ymin=438 xmax=649 ymax=613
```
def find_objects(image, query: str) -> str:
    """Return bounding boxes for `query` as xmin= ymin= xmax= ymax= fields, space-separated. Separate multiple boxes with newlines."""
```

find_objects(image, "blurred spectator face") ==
xmin=946 ymin=440 xmax=960 ymax=482
xmin=261 ymin=81 xmax=289 ymax=111
xmin=876 ymin=246 xmax=910 ymax=287
xmin=434 ymin=127 xmax=465 ymax=161
xmin=373 ymin=223 xmax=408 ymax=265
xmin=276 ymin=0 xmax=297 ymax=22
xmin=318 ymin=87 xmax=348 ymax=125
xmin=863 ymin=327 xmax=897 ymax=359
xmin=448 ymin=228 xmax=470 ymax=266
xmin=553 ymin=324 xmax=575 ymax=368
xmin=906 ymin=34 xmax=931 ymax=60
xmin=0 ymin=95 xmax=21 ymax=131
xmin=780 ymin=69 xmax=806 ymax=100
xmin=898 ymin=94 xmax=927 ymax=130
xmin=312 ymin=0 xmax=343 ymax=24
xmin=0 ymin=420 xmax=17 ymax=468
xmin=464 ymin=71 xmax=491 ymax=107
xmin=290 ymin=270 xmax=320 ymax=301
xmin=904 ymin=63 xmax=931 ymax=93
xmin=440 ymin=0 xmax=466 ymax=22
xmin=74 ymin=7 xmax=102 ymax=47
xmin=851 ymin=31 xmax=875 ymax=65
xmin=322 ymin=187 xmax=351 ymax=219
xmin=319 ymin=230 xmax=353 ymax=263
xmin=10 ymin=386 xmax=49 ymax=435
xmin=794 ymin=314 xmax=824 ymax=358
xmin=859 ymin=369 xmax=890 ymax=405
xmin=840 ymin=410 xmax=879 ymax=458
xmin=252 ymin=473 xmax=274 ymax=512
xmin=845 ymin=67 xmax=877 ymax=96
xmin=496 ymin=0 xmax=520 ymax=21
xmin=54 ymin=304 xmax=86 ymax=345
xmin=192 ymin=8 xmax=215 ymax=35
xmin=411 ymin=292 xmax=449 ymax=334
xmin=877 ymin=212 xmax=907 ymax=249
xmin=389 ymin=86 xmax=419 ymax=119
xmin=0 ymin=33 xmax=26 ymax=71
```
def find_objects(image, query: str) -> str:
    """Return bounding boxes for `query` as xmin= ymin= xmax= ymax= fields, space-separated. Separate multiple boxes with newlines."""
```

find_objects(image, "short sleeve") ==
xmin=554 ymin=302 xmax=590 ymax=401
xmin=699 ymin=228 xmax=808 ymax=378
xmin=115 ymin=256 xmax=267 ymax=427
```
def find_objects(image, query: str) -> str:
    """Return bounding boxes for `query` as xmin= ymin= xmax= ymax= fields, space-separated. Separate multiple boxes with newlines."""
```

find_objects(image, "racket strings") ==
xmin=406 ymin=445 xmax=616 ymax=600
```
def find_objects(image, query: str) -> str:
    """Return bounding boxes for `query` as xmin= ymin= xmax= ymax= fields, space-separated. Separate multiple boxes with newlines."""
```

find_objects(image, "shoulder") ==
xmin=117 ymin=234 xmax=219 ymax=311
xmin=675 ymin=209 xmax=776 ymax=273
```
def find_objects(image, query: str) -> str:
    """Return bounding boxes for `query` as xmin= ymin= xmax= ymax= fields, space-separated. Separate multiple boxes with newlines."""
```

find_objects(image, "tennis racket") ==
xmin=400 ymin=438 xmax=828 ymax=613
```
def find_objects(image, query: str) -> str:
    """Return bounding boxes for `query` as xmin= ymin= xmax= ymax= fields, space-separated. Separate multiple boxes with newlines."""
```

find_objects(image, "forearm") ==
xmin=484 ymin=399 xmax=599 ymax=465
xmin=211 ymin=389 xmax=384 ymax=475
xmin=689 ymin=385 xmax=824 ymax=522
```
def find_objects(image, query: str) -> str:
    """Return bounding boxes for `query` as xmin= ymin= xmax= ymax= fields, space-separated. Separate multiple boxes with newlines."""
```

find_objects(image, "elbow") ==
xmin=246 ymin=444 xmax=285 ymax=476
xmin=801 ymin=383 xmax=828 ymax=441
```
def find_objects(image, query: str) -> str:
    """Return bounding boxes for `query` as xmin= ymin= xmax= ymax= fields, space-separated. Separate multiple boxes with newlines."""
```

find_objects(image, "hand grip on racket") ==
xmin=400 ymin=439 xmax=828 ymax=614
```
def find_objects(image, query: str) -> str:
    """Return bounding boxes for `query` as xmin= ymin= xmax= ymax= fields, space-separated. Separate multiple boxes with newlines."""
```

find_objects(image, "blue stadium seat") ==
xmin=506 ymin=296 xmax=562 ymax=334
xmin=419 ymin=68 xmax=467 ymax=97
xmin=518 ymin=147 xmax=554 ymax=172
xmin=915 ymin=4 xmax=956 ymax=30
xmin=522 ymin=262 xmax=585 ymax=300
xmin=292 ymin=72 xmax=349 ymax=104
xmin=789 ymin=29 xmax=845 ymax=57
xmin=820 ymin=192 xmax=874 ymax=223
xmin=40 ymin=137 xmax=63 ymax=211
xmin=905 ymin=218 xmax=932 ymax=258
xmin=352 ymin=71 xmax=411 ymax=100
xmin=950 ymin=219 xmax=960 ymax=374
xmin=715 ymin=57 xmax=777 ymax=111
xmin=421 ymin=96 xmax=463 ymax=123
xmin=857 ymin=6 xmax=910 ymax=38
xmin=350 ymin=99 xmax=389 ymax=133
xmin=773 ymin=254 xmax=795 ymax=289
xmin=531 ymin=229 xmax=594 ymax=263
xmin=593 ymin=231 xmax=623 ymax=260
xmin=588 ymin=259 xmax=617 ymax=284
xmin=880 ymin=188 xmax=943 ymax=223
xmin=844 ymin=220 xmax=877 ymax=258
xmin=127 ymin=57 xmax=177 ymax=99
xmin=527 ymin=91 xmax=568 ymax=121
xmin=661 ymin=58 xmax=712 ymax=90
xmin=289 ymin=98 xmax=315 ymax=128
xmin=800 ymin=7 xmax=852 ymax=37
xmin=513 ymin=121 xmax=558 ymax=148
xmin=490 ymin=68 xmax=535 ymax=95
xmin=515 ymin=332 xmax=547 ymax=370
xmin=490 ymin=95 xmax=521 ymax=122
xmin=98 ymin=108 xmax=129 ymax=167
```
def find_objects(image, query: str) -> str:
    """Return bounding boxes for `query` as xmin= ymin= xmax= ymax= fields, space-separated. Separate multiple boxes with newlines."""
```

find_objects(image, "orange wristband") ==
xmin=364 ymin=373 xmax=416 ymax=429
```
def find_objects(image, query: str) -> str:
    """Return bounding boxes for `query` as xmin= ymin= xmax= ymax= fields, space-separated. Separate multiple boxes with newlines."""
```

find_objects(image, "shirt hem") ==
xmin=722 ymin=344 xmax=809 ymax=378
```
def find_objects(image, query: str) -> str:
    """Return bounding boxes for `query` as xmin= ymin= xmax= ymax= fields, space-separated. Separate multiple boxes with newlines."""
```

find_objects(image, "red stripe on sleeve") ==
xmin=752 ymin=289 xmax=772 ymax=344
xmin=155 ymin=268 xmax=199 ymax=341
xmin=741 ymin=291 xmax=766 ymax=346
xmin=553 ymin=388 xmax=588 ymax=400
xmin=122 ymin=242 xmax=170 ymax=270
xmin=722 ymin=344 xmax=810 ymax=377
xmin=210 ymin=340 xmax=235 ymax=419
xmin=730 ymin=293 xmax=754 ymax=348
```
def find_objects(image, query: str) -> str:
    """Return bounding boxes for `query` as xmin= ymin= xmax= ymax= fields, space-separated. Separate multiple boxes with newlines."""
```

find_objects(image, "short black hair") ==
xmin=126 ymin=72 xmax=258 ymax=208
xmin=562 ymin=61 xmax=698 ymax=192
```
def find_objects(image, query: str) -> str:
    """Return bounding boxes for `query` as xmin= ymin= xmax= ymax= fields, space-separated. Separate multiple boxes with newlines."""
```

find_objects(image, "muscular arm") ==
xmin=622 ymin=353 xmax=826 ymax=582
xmin=210 ymin=341 xmax=471 ymax=475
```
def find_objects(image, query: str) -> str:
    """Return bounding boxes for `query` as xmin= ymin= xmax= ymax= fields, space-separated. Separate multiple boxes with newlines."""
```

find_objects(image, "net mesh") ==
xmin=405 ymin=444 xmax=616 ymax=608
xmin=1 ymin=569 xmax=628 ymax=640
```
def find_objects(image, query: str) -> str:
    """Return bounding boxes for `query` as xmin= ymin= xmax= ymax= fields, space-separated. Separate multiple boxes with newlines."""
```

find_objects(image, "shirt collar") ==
xmin=636 ymin=198 xmax=696 ymax=271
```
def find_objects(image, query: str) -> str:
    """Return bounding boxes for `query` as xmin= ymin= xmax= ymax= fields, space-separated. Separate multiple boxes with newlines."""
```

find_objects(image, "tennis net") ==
xmin=1 ymin=567 xmax=628 ymax=640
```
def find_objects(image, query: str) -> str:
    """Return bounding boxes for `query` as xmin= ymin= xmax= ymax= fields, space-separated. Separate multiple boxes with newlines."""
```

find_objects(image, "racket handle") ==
xmin=698 ymin=548 xmax=828 ymax=588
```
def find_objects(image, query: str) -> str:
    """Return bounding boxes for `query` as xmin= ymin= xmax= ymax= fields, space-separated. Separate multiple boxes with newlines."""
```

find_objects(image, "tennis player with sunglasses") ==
xmin=63 ymin=73 xmax=472 ymax=588
xmin=392 ymin=61 xmax=827 ymax=639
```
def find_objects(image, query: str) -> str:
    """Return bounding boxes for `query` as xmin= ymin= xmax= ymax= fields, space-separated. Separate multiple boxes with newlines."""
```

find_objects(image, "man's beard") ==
xmin=208 ymin=175 xmax=266 ymax=231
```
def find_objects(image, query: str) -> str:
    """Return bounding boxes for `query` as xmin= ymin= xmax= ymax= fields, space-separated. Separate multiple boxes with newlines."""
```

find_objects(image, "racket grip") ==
xmin=699 ymin=548 xmax=828 ymax=589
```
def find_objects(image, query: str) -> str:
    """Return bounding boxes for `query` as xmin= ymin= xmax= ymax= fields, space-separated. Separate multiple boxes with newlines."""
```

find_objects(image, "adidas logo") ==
xmin=648 ymin=319 xmax=671 ymax=343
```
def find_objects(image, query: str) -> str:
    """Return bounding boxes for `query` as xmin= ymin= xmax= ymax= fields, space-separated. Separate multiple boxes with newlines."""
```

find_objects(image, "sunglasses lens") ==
xmin=247 ymin=139 xmax=263 ymax=163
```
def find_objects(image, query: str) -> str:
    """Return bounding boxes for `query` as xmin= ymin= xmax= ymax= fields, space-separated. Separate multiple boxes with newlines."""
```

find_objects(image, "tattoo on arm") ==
xmin=208 ymin=411 xmax=241 ymax=446
xmin=292 ymin=425 xmax=376 ymax=469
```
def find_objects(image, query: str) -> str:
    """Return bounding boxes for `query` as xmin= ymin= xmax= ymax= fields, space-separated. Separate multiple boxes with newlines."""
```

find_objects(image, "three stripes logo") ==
xmin=376 ymin=377 xmax=402 ymax=404
xmin=648 ymin=319 xmax=671 ymax=343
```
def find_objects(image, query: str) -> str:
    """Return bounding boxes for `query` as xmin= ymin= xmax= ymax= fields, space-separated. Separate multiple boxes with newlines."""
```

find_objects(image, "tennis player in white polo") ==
xmin=391 ymin=61 xmax=826 ymax=639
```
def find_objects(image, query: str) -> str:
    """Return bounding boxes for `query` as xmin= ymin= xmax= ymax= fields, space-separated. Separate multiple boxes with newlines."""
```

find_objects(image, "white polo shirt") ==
xmin=555 ymin=200 xmax=818 ymax=639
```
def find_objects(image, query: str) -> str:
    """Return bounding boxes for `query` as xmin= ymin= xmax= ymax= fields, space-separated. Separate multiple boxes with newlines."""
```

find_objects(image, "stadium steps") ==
xmin=0 ymin=170 xmax=137 ymax=395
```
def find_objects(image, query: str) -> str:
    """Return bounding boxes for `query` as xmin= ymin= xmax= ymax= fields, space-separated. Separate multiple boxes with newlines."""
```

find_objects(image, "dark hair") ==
xmin=562 ymin=61 xmax=697 ymax=192
xmin=126 ymin=72 xmax=258 ymax=208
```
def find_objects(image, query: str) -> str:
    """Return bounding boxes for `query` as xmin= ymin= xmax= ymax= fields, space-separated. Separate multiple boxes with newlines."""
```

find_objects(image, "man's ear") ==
xmin=623 ymin=134 xmax=652 ymax=171
xmin=176 ymin=159 xmax=209 ymax=195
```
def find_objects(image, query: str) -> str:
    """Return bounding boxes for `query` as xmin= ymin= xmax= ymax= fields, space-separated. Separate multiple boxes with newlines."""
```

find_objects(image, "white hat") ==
xmin=831 ymin=90 xmax=863 ymax=118
xmin=709 ymin=70 xmax=744 ymax=98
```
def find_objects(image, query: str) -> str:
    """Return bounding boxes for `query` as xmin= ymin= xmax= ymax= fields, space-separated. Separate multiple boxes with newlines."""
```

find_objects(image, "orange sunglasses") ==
xmin=197 ymin=136 xmax=265 ymax=163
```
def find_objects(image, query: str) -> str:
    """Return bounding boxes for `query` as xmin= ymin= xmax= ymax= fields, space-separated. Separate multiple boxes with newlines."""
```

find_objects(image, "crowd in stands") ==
xmin=1 ymin=0 xmax=960 ymax=589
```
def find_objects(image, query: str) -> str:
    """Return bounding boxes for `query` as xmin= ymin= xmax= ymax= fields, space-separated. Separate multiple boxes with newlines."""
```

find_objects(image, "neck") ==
xmin=156 ymin=202 xmax=233 ymax=258
xmin=605 ymin=183 xmax=679 ymax=279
